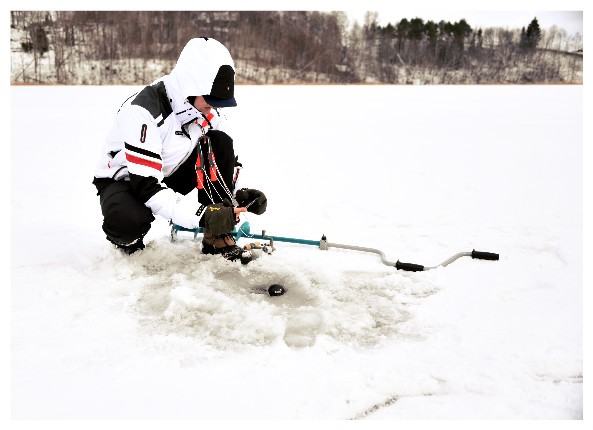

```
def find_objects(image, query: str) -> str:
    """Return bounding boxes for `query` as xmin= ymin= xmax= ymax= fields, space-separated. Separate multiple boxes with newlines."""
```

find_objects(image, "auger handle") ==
xmin=471 ymin=250 xmax=499 ymax=261
xmin=395 ymin=260 xmax=425 ymax=272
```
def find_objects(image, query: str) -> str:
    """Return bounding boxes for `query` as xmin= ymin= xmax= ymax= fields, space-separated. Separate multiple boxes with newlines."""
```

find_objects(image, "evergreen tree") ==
xmin=425 ymin=20 xmax=438 ymax=46
xmin=520 ymin=27 xmax=527 ymax=48
xmin=381 ymin=22 xmax=396 ymax=37
xmin=525 ymin=17 xmax=541 ymax=49
xmin=395 ymin=18 xmax=410 ymax=52
xmin=452 ymin=19 xmax=472 ymax=48
xmin=408 ymin=18 xmax=425 ymax=40
xmin=396 ymin=18 xmax=409 ymax=38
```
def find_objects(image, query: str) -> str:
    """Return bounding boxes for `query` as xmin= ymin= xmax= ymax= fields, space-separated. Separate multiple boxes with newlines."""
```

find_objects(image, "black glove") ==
xmin=201 ymin=199 xmax=237 ymax=235
xmin=235 ymin=188 xmax=267 ymax=215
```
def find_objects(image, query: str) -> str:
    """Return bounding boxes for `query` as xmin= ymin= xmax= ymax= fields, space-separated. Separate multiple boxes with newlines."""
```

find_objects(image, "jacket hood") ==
xmin=169 ymin=38 xmax=235 ymax=101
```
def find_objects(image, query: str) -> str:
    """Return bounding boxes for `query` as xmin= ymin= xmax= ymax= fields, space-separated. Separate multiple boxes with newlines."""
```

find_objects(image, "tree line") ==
xmin=10 ymin=11 xmax=583 ymax=85
xmin=359 ymin=14 xmax=579 ymax=83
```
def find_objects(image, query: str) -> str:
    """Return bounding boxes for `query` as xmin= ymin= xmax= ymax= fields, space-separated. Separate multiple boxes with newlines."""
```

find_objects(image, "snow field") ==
xmin=10 ymin=84 xmax=582 ymax=420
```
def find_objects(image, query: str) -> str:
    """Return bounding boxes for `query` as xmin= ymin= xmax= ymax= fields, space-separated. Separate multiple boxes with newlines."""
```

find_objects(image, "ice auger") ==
xmin=171 ymin=221 xmax=499 ymax=271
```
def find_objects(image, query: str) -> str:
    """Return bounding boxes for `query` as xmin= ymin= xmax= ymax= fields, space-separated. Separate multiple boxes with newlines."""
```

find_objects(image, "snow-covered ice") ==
xmin=10 ymin=84 xmax=583 ymax=423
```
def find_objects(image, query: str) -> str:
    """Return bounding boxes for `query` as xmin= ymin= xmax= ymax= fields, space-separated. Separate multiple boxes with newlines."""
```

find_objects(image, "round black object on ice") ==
xmin=240 ymin=250 xmax=253 ymax=265
xmin=268 ymin=284 xmax=285 ymax=296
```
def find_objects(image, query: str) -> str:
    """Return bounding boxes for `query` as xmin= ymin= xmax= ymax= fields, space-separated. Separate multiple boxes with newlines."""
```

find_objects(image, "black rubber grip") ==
xmin=471 ymin=250 xmax=499 ymax=261
xmin=395 ymin=260 xmax=425 ymax=271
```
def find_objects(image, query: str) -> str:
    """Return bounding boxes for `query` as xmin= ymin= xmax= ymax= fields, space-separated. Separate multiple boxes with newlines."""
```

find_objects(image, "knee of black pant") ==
xmin=207 ymin=129 xmax=234 ymax=148
xmin=103 ymin=209 xmax=154 ymax=245
xmin=206 ymin=130 xmax=234 ymax=164
xmin=205 ymin=129 xmax=235 ymax=192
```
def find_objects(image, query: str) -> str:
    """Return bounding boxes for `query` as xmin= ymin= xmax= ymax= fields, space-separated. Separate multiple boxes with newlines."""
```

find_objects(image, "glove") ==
xmin=202 ymin=199 xmax=237 ymax=235
xmin=235 ymin=188 xmax=267 ymax=215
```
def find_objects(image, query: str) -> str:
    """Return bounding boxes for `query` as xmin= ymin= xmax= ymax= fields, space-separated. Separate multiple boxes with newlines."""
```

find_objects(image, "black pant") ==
xmin=93 ymin=130 xmax=236 ymax=246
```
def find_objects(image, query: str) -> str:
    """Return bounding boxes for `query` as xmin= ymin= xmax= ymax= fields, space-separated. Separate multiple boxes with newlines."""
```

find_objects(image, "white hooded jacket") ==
xmin=94 ymin=38 xmax=236 ymax=229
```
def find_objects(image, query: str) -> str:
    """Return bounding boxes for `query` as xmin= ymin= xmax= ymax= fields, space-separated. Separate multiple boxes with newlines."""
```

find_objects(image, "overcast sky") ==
xmin=5 ymin=0 xmax=585 ymax=36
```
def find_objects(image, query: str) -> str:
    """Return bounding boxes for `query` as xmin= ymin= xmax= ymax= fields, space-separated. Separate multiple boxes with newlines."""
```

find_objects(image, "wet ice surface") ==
xmin=121 ymin=237 xmax=429 ymax=350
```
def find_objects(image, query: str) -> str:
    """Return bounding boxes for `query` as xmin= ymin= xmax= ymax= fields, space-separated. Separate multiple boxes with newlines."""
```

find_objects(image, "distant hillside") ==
xmin=10 ymin=11 xmax=583 ymax=85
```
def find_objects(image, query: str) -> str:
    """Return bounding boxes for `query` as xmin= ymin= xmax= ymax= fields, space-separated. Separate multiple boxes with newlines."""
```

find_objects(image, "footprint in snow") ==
xmin=283 ymin=309 xmax=324 ymax=348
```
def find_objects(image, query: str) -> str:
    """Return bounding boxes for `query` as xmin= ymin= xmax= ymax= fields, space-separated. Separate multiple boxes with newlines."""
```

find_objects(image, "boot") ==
xmin=107 ymin=236 xmax=145 ymax=255
xmin=202 ymin=229 xmax=251 ymax=264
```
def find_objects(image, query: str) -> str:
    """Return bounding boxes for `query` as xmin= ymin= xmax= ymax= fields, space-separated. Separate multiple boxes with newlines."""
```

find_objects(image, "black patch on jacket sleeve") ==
xmin=129 ymin=173 xmax=167 ymax=203
xmin=131 ymin=81 xmax=173 ymax=126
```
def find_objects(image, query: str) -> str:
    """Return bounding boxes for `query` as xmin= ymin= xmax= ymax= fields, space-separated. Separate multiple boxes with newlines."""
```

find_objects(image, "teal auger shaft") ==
xmin=235 ymin=222 xmax=320 ymax=246
xmin=170 ymin=222 xmax=321 ymax=246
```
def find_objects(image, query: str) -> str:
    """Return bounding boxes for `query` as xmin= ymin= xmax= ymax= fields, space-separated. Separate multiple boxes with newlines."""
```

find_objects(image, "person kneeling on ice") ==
xmin=92 ymin=37 xmax=267 ymax=260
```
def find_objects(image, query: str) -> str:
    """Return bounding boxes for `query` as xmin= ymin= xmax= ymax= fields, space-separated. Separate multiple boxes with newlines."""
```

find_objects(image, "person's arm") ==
xmin=118 ymin=105 xmax=203 ymax=228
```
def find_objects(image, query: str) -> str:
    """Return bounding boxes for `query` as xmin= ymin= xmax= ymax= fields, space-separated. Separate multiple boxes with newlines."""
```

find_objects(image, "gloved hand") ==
xmin=202 ymin=199 xmax=237 ymax=235
xmin=235 ymin=188 xmax=267 ymax=215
